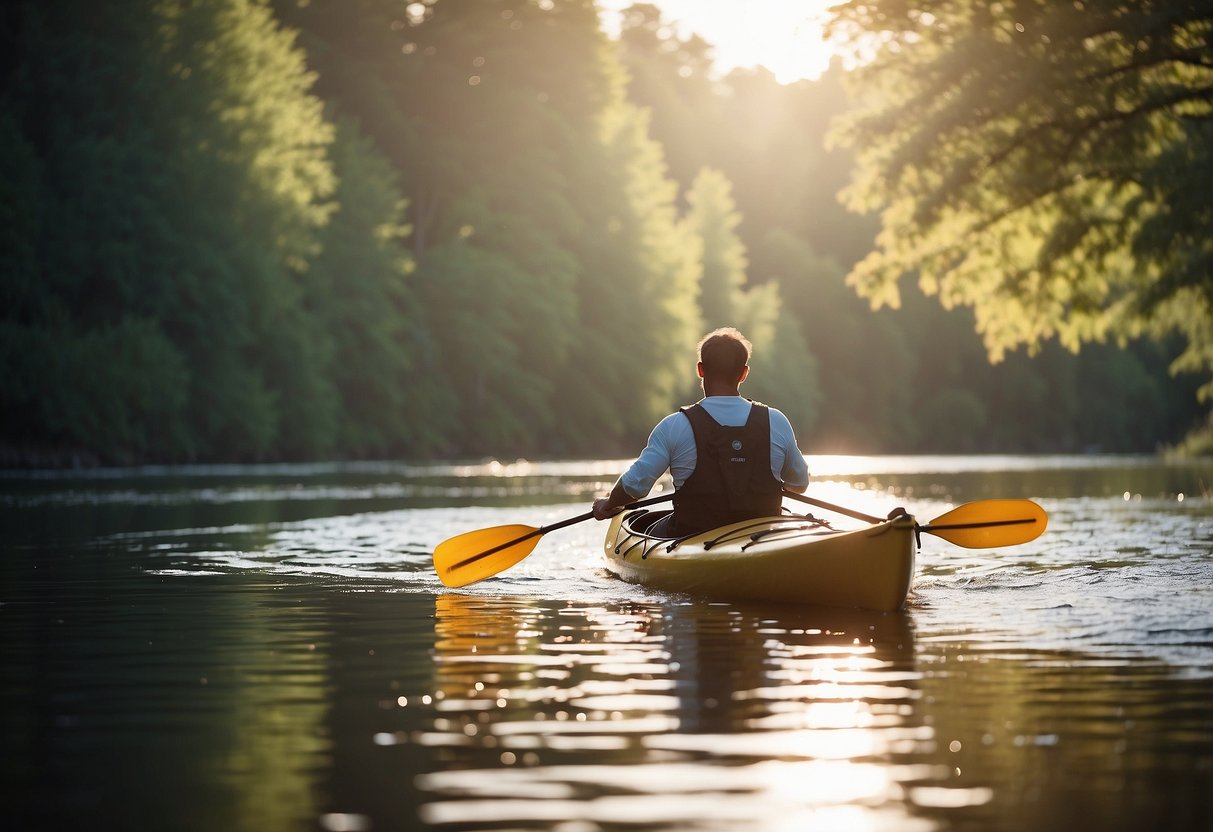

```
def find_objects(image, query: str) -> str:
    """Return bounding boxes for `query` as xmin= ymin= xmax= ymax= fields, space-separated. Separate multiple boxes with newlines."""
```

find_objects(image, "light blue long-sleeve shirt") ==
xmin=619 ymin=396 xmax=810 ymax=498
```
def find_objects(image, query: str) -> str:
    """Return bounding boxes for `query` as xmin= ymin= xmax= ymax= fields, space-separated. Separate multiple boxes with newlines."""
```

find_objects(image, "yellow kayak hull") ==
xmin=602 ymin=509 xmax=917 ymax=612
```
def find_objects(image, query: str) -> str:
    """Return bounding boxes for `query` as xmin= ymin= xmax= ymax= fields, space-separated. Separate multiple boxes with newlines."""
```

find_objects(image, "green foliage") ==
xmin=0 ymin=111 xmax=38 ymax=320
xmin=0 ymin=320 xmax=190 ymax=462
xmin=683 ymin=168 xmax=820 ymax=433
xmin=562 ymin=98 xmax=702 ymax=444
xmin=1 ymin=0 xmax=342 ymax=461
xmin=157 ymin=0 xmax=340 ymax=458
xmin=686 ymin=168 xmax=748 ymax=331
xmin=828 ymin=0 xmax=1213 ymax=395
xmin=749 ymin=229 xmax=913 ymax=450
xmin=0 ymin=0 xmax=1204 ymax=464
xmin=616 ymin=0 xmax=1206 ymax=454
xmin=308 ymin=121 xmax=448 ymax=456
xmin=742 ymin=311 xmax=821 ymax=440
xmin=415 ymin=238 xmax=547 ymax=451
xmin=381 ymin=0 xmax=636 ymax=454
xmin=615 ymin=3 xmax=721 ymax=188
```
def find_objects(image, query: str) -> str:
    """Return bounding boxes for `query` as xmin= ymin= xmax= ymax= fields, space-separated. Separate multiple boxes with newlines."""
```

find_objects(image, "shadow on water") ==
xmin=0 ymin=566 xmax=337 ymax=832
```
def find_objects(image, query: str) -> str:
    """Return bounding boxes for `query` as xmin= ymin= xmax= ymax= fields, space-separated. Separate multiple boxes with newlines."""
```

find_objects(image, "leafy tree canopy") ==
xmin=828 ymin=0 xmax=1213 ymax=395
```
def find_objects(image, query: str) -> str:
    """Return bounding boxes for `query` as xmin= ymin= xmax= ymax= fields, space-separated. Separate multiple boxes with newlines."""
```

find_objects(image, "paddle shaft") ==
xmin=781 ymin=490 xmax=883 ymax=524
xmin=450 ymin=493 xmax=672 ymax=571
xmin=920 ymin=517 xmax=1038 ymax=533
xmin=782 ymin=489 xmax=1045 ymax=539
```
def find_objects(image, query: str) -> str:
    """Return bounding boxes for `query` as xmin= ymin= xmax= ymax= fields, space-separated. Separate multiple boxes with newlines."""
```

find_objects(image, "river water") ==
xmin=2 ymin=455 xmax=1212 ymax=831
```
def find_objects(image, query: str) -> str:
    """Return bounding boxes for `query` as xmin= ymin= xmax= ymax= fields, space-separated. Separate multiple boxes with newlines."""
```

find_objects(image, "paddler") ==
xmin=592 ymin=327 xmax=810 ymax=537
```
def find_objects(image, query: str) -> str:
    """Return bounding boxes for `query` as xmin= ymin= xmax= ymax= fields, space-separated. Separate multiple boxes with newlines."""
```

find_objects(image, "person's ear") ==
xmin=738 ymin=365 xmax=749 ymax=383
xmin=697 ymin=361 xmax=705 ymax=379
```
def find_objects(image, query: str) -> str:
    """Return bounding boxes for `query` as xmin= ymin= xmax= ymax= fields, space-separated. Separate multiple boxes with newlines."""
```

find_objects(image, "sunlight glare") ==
xmin=763 ymin=759 xmax=892 ymax=806
xmin=599 ymin=0 xmax=843 ymax=83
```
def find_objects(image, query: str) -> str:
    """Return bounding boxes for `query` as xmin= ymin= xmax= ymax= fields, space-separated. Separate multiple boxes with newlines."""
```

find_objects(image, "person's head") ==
xmin=696 ymin=327 xmax=751 ymax=388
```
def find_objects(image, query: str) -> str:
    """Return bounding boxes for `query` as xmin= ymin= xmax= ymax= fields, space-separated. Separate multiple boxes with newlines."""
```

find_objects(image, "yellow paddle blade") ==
xmin=923 ymin=499 xmax=1047 ymax=548
xmin=433 ymin=524 xmax=542 ymax=588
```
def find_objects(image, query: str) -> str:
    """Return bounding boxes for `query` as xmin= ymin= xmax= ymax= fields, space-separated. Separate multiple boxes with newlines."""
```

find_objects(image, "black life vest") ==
xmin=671 ymin=401 xmax=784 ymax=536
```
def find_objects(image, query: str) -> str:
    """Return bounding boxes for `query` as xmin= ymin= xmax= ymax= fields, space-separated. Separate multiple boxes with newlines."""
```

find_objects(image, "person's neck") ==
xmin=702 ymin=381 xmax=741 ymax=398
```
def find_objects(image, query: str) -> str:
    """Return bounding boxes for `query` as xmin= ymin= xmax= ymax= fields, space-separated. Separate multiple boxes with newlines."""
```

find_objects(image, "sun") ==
xmin=598 ymin=0 xmax=843 ymax=84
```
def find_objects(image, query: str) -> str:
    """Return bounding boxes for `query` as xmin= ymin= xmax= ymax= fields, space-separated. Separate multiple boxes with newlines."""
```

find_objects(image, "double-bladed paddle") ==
xmin=434 ymin=491 xmax=1047 ymax=589
xmin=781 ymin=490 xmax=1047 ymax=549
xmin=434 ymin=494 xmax=672 ymax=588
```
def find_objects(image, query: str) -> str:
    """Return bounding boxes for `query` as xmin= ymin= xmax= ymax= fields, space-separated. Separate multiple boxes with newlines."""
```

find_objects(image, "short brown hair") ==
xmin=697 ymin=327 xmax=751 ymax=381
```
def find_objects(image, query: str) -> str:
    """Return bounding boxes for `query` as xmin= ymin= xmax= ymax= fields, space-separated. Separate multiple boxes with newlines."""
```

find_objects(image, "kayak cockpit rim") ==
xmin=612 ymin=508 xmax=918 ymax=560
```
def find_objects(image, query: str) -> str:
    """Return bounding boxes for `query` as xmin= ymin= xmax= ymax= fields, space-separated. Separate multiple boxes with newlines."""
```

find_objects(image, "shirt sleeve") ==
xmin=619 ymin=413 xmax=684 ymax=498
xmin=770 ymin=408 xmax=810 ymax=488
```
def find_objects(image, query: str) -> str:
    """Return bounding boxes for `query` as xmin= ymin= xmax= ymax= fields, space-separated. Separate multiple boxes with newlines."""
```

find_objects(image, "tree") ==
xmin=0 ymin=2 xmax=200 ymax=462
xmin=685 ymin=170 xmax=820 ymax=434
xmin=553 ymin=95 xmax=702 ymax=449
xmin=306 ymin=121 xmax=452 ymax=456
xmin=828 ymin=0 xmax=1213 ymax=400
xmin=0 ymin=0 xmax=340 ymax=462
xmin=686 ymin=168 xmax=748 ymax=331
xmin=140 ymin=0 xmax=341 ymax=459
xmin=270 ymin=0 xmax=707 ymax=455
xmin=4 ymin=0 xmax=1204 ymax=463
xmin=615 ymin=3 xmax=721 ymax=189
xmin=750 ymin=229 xmax=908 ymax=451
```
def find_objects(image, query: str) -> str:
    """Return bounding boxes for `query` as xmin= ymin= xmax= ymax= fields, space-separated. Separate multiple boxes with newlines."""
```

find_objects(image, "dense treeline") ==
xmin=822 ymin=0 xmax=1213 ymax=452
xmin=610 ymin=3 xmax=1206 ymax=453
xmin=0 ymin=0 xmax=1203 ymax=465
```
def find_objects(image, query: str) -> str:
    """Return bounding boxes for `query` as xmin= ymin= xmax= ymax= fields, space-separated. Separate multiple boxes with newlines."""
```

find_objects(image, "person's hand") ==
xmin=592 ymin=497 xmax=624 ymax=521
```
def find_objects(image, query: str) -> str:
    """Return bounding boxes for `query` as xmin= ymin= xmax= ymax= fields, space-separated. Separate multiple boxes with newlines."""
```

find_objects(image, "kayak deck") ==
xmin=602 ymin=509 xmax=917 ymax=611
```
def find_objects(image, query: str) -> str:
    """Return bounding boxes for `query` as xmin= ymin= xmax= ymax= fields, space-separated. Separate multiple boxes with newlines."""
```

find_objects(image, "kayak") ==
xmin=601 ymin=507 xmax=917 ymax=611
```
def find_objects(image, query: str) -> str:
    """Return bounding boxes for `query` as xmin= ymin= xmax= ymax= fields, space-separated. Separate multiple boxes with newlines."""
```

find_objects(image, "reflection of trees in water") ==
xmin=909 ymin=645 xmax=1213 ymax=831
xmin=8 ymin=575 xmax=334 ymax=832
xmin=827 ymin=463 xmax=1213 ymax=505
xmin=215 ymin=594 xmax=331 ymax=832
xmin=417 ymin=594 xmax=930 ymax=829
xmin=419 ymin=594 xmax=1213 ymax=830
xmin=429 ymin=594 xmax=676 ymax=768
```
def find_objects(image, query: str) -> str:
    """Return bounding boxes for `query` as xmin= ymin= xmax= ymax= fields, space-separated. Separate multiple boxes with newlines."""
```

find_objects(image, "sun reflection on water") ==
xmin=404 ymin=594 xmax=954 ymax=830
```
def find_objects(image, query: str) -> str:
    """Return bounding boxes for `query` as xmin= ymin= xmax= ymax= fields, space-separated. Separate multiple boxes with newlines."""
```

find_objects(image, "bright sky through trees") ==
xmin=598 ymin=0 xmax=842 ymax=83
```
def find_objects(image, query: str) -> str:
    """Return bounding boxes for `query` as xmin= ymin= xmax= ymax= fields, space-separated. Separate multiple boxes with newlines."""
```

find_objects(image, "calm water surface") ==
xmin=2 ymin=455 xmax=1212 ymax=831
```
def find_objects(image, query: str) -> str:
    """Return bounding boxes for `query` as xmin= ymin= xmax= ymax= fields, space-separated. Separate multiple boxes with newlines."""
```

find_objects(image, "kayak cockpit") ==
xmin=602 ymin=508 xmax=918 ymax=611
xmin=615 ymin=508 xmax=845 ymax=558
